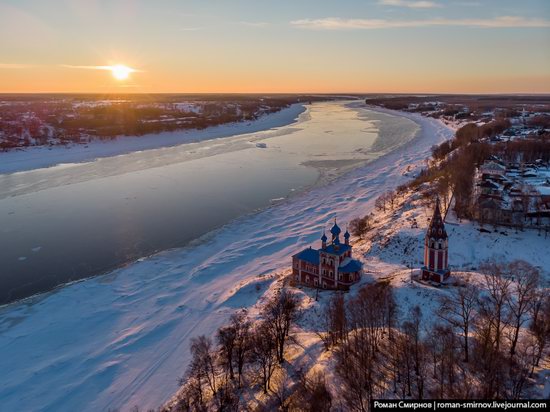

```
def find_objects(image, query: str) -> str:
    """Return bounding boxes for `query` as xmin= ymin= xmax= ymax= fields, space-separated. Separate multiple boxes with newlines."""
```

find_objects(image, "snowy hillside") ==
xmin=207 ymin=186 xmax=550 ymax=409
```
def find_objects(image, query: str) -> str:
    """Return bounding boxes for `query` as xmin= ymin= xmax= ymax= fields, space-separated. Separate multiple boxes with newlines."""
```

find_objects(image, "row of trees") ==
xmin=318 ymin=260 xmax=549 ymax=411
xmin=374 ymin=190 xmax=400 ymax=213
xmin=168 ymin=289 xmax=331 ymax=411
xmin=163 ymin=262 xmax=548 ymax=411
xmin=349 ymin=187 xmax=411 ymax=239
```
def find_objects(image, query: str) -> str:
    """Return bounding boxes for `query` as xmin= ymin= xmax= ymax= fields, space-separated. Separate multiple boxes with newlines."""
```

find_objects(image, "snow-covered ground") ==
xmin=0 ymin=103 xmax=306 ymax=175
xmin=225 ymin=182 xmax=550 ymax=408
xmin=0 ymin=108 xmax=453 ymax=411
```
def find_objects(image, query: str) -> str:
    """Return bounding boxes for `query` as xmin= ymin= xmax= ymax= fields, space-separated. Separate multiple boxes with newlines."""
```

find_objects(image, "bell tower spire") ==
xmin=421 ymin=197 xmax=450 ymax=283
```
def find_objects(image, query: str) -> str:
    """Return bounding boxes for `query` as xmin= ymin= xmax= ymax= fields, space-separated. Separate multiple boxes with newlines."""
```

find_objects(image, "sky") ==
xmin=0 ymin=0 xmax=549 ymax=94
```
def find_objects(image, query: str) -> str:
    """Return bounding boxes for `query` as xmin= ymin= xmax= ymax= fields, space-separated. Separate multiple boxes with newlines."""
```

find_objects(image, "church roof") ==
xmin=293 ymin=247 xmax=319 ymax=265
xmin=321 ymin=232 xmax=327 ymax=242
xmin=324 ymin=243 xmax=351 ymax=256
xmin=330 ymin=221 xmax=341 ymax=236
xmin=339 ymin=259 xmax=362 ymax=273
xmin=427 ymin=198 xmax=448 ymax=240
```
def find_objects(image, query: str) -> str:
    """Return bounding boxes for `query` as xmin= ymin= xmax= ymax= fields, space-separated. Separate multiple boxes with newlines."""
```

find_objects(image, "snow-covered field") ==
xmin=0 ymin=103 xmax=306 ymax=175
xmin=0 ymin=108 xmax=453 ymax=411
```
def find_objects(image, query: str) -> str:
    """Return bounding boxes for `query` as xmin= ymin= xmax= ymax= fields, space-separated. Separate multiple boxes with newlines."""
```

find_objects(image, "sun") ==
xmin=111 ymin=64 xmax=133 ymax=80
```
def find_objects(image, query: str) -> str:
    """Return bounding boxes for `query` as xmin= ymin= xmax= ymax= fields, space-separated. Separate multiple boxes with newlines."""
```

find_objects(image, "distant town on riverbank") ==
xmin=367 ymin=94 xmax=550 ymax=233
xmin=0 ymin=94 xmax=330 ymax=151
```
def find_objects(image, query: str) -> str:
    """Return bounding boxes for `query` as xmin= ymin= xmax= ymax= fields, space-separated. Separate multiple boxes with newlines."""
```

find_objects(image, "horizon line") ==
xmin=1 ymin=91 xmax=550 ymax=96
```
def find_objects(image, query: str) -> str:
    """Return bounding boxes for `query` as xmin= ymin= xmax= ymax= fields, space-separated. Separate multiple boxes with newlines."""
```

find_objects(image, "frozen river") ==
xmin=0 ymin=103 xmax=455 ymax=412
xmin=0 ymin=101 xmax=419 ymax=304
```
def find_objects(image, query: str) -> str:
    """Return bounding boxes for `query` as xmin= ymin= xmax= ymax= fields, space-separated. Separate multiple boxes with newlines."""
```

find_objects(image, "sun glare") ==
xmin=111 ymin=64 xmax=133 ymax=80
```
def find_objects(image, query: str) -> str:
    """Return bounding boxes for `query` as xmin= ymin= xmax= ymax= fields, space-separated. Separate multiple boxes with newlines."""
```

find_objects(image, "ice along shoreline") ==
xmin=0 ymin=100 xmax=394 ymax=307
xmin=0 ymin=103 xmax=308 ymax=175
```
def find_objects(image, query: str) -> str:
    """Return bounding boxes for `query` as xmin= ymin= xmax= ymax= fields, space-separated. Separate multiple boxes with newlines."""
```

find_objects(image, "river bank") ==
xmin=0 ymin=103 xmax=307 ymax=175
xmin=0 ymin=101 xmax=416 ymax=305
xmin=0 ymin=105 xmax=452 ymax=411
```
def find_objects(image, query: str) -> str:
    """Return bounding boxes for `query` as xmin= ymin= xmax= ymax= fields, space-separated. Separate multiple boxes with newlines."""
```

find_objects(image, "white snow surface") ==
xmin=0 ymin=103 xmax=306 ymax=175
xmin=267 ymin=190 xmax=550 ymax=405
xmin=0 ymin=108 xmax=453 ymax=411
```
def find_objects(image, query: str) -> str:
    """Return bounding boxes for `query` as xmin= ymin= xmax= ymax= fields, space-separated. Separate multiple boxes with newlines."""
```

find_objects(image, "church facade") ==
xmin=292 ymin=220 xmax=363 ymax=291
xmin=421 ymin=198 xmax=451 ymax=283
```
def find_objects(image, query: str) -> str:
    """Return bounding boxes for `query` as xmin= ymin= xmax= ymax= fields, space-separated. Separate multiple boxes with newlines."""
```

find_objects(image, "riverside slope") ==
xmin=0 ymin=108 xmax=453 ymax=411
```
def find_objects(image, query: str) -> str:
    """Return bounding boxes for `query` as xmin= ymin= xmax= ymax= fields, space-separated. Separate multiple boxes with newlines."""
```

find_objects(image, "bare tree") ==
xmin=348 ymin=282 xmax=395 ymax=357
xmin=175 ymin=373 xmax=206 ymax=412
xmin=375 ymin=194 xmax=387 ymax=212
xmin=231 ymin=312 xmax=252 ymax=388
xmin=396 ymin=329 xmax=414 ymax=398
xmin=403 ymin=306 xmax=426 ymax=399
xmin=381 ymin=282 xmax=398 ymax=342
xmin=505 ymin=260 xmax=540 ymax=357
xmin=336 ymin=330 xmax=377 ymax=411
xmin=217 ymin=311 xmax=252 ymax=387
xmin=438 ymin=284 xmax=479 ymax=362
xmin=290 ymin=371 xmax=332 ymax=412
xmin=425 ymin=324 xmax=459 ymax=399
xmin=506 ymin=338 xmax=534 ymax=399
xmin=211 ymin=377 xmax=240 ymax=412
xmin=270 ymin=369 xmax=294 ymax=412
xmin=189 ymin=336 xmax=218 ymax=399
xmin=529 ymin=292 xmax=550 ymax=369
xmin=479 ymin=261 xmax=512 ymax=354
xmin=217 ymin=324 xmax=237 ymax=381
xmin=471 ymin=262 xmax=514 ymax=398
xmin=177 ymin=335 xmax=218 ymax=411
xmin=349 ymin=214 xmax=372 ymax=239
xmin=251 ymin=321 xmax=278 ymax=394
xmin=386 ymin=190 xmax=397 ymax=210
xmin=263 ymin=289 xmax=299 ymax=364
xmin=319 ymin=292 xmax=348 ymax=349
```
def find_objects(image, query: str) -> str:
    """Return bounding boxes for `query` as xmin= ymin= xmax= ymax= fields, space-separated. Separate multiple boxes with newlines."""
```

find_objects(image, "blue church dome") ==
xmin=330 ymin=222 xmax=341 ymax=236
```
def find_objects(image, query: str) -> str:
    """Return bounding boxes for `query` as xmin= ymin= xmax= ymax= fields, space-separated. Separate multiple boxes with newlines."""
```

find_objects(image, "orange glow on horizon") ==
xmin=0 ymin=64 xmax=549 ymax=94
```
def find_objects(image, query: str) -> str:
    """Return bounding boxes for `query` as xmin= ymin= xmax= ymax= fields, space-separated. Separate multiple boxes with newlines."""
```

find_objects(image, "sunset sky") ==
xmin=1 ymin=0 xmax=549 ymax=94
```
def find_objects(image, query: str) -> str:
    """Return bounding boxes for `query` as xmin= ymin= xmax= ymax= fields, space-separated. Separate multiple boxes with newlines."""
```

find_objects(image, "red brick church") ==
xmin=421 ymin=198 xmax=451 ymax=283
xmin=292 ymin=219 xmax=363 ymax=290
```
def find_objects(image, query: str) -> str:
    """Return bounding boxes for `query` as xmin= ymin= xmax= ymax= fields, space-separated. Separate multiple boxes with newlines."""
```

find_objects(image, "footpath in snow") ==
xmin=0 ymin=108 xmax=453 ymax=411
xmin=0 ymin=103 xmax=306 ymax=175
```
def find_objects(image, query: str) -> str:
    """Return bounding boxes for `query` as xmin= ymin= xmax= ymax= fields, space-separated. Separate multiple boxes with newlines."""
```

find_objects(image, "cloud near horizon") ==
xmin=378 ymin=0 xmax=442 ymax=8
xmin=291 ymin=16 xmax=550 ymax=30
